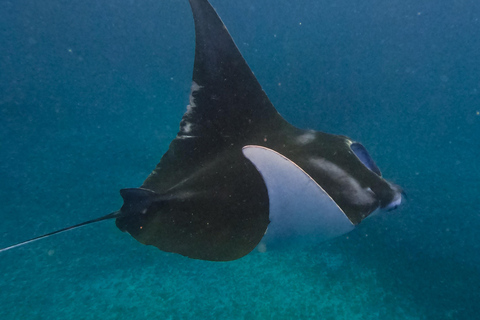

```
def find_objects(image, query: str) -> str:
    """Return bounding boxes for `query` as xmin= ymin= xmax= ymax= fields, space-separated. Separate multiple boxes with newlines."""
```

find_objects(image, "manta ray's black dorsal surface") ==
xmin=0 ymin=0 xmax=402 ymax=261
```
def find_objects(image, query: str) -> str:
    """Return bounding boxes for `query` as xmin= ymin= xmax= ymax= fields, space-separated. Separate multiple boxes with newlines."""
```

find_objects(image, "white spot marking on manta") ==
xmin=179 ymin=117 xmax=194 ymax=134
xmin=176 ymin=134 xmax=196 ymax=139
xmin=186 ymin=81 xmax=203 ymax=114
xmin=309 ymin=157 xmax=376 ymax=206
xmin=182 ymin=122 xmax=193 ymax=133
xmin=295 ymin=132 xmax=316 ymax=145
xmin=185 ymin=104 xmax=194 ymax=115
xmin=190 ymin=81 xmax=202 ymax=95
xmin=179 ymin=81 xmax=202 ymax=133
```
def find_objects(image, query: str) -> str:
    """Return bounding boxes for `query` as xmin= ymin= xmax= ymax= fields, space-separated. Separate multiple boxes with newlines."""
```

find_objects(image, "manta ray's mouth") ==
xmin=384 ymin=184 xmax=404 ymax=211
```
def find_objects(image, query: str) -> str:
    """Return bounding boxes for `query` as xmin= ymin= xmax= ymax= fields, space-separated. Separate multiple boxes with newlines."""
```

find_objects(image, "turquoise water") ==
xmin=1 ymin=0 xmax=479 ymax=318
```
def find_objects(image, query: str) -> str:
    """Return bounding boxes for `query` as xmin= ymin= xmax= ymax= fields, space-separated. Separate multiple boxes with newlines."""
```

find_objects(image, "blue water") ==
xmin=1 ymin=0 xmax=479 ymax=318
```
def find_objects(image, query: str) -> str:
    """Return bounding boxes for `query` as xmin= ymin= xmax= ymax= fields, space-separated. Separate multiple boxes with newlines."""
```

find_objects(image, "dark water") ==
xmin=1 ymin=0 xmax=479 ymax=318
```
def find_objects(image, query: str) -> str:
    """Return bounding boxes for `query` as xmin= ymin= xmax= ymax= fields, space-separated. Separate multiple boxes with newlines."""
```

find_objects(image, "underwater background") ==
xmin=1 ymin=0 xmax=479 ymax=319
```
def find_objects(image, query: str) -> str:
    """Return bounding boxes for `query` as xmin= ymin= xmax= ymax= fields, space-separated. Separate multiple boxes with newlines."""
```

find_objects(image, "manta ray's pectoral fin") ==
xmin=141 ymin=0 xmax=290 ymax=194
xmin=242 ymin=145 xmax=355 ymax=246
xmin=178 ymin=0 xmax=286 ymax=142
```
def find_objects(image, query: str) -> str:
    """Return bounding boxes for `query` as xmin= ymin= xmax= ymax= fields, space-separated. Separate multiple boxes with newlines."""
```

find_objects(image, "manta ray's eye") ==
xmin=350 ymin=142 xmax=382 ymax=176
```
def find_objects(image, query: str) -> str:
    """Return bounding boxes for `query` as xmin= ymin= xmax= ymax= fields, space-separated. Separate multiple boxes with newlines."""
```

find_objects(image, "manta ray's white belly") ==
xmin=242 ymin=145 xmax=355 ymax=247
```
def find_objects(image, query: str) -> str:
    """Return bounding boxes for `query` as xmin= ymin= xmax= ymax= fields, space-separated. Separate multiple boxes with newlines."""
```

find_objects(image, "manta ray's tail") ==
xmin=0 ymin=211 xmax=121 ymax=253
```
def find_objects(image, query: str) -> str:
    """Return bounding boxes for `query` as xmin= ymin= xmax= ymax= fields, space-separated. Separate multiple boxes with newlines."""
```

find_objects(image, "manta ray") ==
xmin=0 ymin=0 xmax=402 ymax=261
